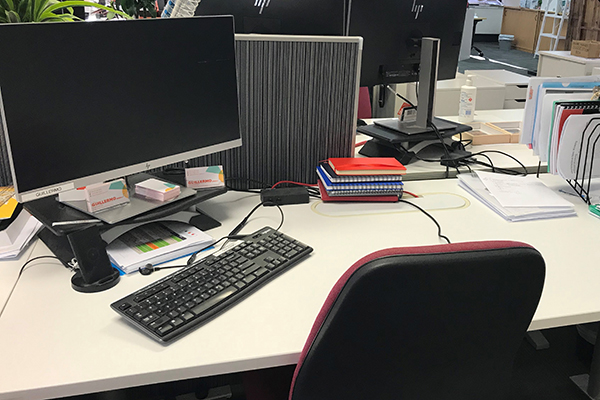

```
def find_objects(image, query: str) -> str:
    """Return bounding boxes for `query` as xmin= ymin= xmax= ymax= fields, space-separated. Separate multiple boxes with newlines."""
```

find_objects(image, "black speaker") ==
xmin=67 ymin=225 xmax=120 ymax=293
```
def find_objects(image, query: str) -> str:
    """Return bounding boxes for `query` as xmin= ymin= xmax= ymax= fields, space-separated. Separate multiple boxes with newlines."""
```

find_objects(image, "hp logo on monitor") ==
xmin=254 ymin=0 xmax=271 ymax=14
xmin=411 ymin=0 xmax=424 ymax=19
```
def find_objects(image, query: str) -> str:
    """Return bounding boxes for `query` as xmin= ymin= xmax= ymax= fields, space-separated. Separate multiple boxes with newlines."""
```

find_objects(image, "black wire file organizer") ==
xmin=565 ymin=116 xmax=600 ymax=205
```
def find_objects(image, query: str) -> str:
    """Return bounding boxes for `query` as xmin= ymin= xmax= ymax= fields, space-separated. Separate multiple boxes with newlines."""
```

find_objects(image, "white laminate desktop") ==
xmin=1 ymin=174 xmax=600 ymax=400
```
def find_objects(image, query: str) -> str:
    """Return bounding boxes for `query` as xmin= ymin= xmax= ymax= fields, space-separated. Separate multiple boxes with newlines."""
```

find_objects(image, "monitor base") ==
xmin=359 ymin=137 xmax=462 ymax=165
xmin=374 ymin=117 xmax=462 ymax=136
xmin=27 ymin=172 xmax=227 ymax=294
xmin=71 ymin=269 xmax=120 ymax=293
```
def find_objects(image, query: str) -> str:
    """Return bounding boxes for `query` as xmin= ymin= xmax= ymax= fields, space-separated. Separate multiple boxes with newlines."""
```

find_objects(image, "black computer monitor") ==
xmin=0 ymin=17 xmax=241 ymax=292
xmin=0 ymin=17 xmax=240 ymax=205
xmin=349 ymin=0 xmax=470 ymax=150
xmin=194 ymin=0 xmax=346 ymax=35
xmin=348 ymin=0 xmax=467 ymax=88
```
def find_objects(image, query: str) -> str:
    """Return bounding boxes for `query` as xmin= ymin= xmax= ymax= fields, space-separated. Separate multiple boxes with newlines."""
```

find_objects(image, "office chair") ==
xmin=288 ymin=241 xmax=545 ymax=400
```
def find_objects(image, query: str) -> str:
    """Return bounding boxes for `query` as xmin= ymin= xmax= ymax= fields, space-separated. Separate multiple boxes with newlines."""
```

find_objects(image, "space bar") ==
xmin=190 ymin=287 xmax=237 ymax=317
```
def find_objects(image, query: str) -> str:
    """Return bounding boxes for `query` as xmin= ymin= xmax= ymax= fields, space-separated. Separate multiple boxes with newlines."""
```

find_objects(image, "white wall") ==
xmin=503 ymin=0 xmax=520 ymax=6
xmin=472 ymin=6 xmax=504 ymax=35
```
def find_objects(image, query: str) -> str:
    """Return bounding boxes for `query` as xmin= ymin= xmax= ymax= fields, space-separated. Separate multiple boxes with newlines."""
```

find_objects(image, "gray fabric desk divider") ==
xmin=184 ymin=34 xmax=363 ymax=189
xmin=0 ymin=35 xmax=362 ymax=190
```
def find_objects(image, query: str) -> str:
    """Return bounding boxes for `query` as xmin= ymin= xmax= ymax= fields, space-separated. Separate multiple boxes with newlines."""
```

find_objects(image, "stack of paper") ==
xmin=458 ymin=171 xmax=576 ymax=222
xmin=106 ymin=221 xmax=214 ymax=274
xmin=521 ymin=75 xmax=600 ymax=149
xmin=135 ymin=178 xmax=181 ymax=202
xmin=0 ymin=209 xmax=43 ymax=259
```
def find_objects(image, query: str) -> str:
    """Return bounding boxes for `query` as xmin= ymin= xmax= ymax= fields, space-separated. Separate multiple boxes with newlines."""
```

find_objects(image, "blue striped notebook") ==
xmin=316 ymin=167 xmax=403 ymax=195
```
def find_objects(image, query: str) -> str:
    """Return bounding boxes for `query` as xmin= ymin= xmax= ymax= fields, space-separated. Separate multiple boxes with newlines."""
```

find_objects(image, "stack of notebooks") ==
xmin=316 ymin=157 xmax=406 ymax=202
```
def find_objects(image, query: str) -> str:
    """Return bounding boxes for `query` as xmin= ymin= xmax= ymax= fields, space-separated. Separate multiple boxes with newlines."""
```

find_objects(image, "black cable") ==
xmin=385 ymin=85 xmax=415 ymax=108
xmin=153 ymin=201 xmax=286 ymax=273
xmin=0 ymin=255 xmax=63 ymax=319
xmin=185 ymin=234 xmax=246 ymax=266
xmin=415 ymin=81 xmax=419 ymax=101
xmin=468 ymin=160 xmax=524 ymax=176
xmin=392 ymin=142 xmax=442 ymax=163
xmin=225 ymin=177 xmax=270 ymax=193
xmin=469 ymin=150 xmax=528 ymax=176
xmin=429 ymin=122 xmax=452 ymax=161
xmin=399 ymin=199 xmax=451 ymax=244
xmin=229 ymin=201 xmax=285 ymax=235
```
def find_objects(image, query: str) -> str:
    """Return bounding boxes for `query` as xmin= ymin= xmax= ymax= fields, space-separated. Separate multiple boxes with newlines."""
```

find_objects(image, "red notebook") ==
xmin=328 ymin=157 xmax=406 ymax=175
xmin=317 ymin=179 xmax=399 ymax=203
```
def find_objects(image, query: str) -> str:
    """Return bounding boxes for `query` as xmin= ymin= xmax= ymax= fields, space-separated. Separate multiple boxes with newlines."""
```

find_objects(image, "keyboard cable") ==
xmin=0 ymin=240 xmax=68 ymax=319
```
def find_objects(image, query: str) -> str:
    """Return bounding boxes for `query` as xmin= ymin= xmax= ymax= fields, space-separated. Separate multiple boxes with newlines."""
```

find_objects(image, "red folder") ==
xmin=328 ymin=157 xmax=406 ymax=175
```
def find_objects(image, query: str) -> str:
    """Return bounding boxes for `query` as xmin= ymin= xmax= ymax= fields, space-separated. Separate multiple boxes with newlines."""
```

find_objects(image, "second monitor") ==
xmin=194 ymin=0 xmax=347 ymax=35
xmin=348 ymin=0 xmax=467 ymax=88
xmin=350 ymin=0 xmax=470 ymax=153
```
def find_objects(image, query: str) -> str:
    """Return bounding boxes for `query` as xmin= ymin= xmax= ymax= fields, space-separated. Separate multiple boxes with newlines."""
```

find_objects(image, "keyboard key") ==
xmin=157 ymin=324 xmax=174 ymax=336
xmin=190 ymin=287 xmax=237 ymax=316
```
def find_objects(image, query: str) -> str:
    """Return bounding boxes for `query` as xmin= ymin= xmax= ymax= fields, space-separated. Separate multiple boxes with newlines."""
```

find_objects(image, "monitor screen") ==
xmin=194 ymin=0 xmax=346 ymax=35
xmin=348 ymin=0 xmax=468 ymax=87
xmin=0 ymin=17 xmax=241 ymax=203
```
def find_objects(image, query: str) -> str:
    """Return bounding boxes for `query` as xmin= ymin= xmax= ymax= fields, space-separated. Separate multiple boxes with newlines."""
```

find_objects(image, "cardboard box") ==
xmin=453 ymin=122 xmax=512 ymax=145
xmin=571 ymin=40 xmax=600 ymax=59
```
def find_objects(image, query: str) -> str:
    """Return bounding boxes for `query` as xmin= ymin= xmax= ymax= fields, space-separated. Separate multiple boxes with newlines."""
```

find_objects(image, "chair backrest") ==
xmin=289 ymin=241 xmax=545 ymax=400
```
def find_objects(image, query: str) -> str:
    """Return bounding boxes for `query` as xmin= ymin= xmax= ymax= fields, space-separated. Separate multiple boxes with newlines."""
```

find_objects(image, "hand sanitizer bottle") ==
xmin=458 ymin=75 xmax=477 ymax=123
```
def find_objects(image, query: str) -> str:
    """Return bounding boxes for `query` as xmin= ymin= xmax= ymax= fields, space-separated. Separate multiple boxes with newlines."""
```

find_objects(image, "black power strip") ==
xmin=260 ymin=187 xmax=309 ymax=206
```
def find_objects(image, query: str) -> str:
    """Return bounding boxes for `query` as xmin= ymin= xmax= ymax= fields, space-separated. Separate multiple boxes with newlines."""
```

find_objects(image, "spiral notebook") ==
xmin=317 ymin=163 xmax=403 ymax=183
xmin=317 ymin=179 xmax=399 ymax=202
xmin=316 ymin=167 xmax=403 ymax=196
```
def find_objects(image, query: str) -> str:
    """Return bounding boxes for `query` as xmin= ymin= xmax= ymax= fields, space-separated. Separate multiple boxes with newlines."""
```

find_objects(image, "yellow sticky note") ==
xmin=0 ymin=197 xmax=19 ymax=220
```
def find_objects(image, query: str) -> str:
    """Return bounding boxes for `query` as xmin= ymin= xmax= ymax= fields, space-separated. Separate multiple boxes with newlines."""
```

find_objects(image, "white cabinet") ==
xmin=537 ymin=51 xmax=600 ymax=77
xmin=465 ymin=69 xmax=530 ymax=109
xmin=394 ymin=73 xmax=506 ymax=117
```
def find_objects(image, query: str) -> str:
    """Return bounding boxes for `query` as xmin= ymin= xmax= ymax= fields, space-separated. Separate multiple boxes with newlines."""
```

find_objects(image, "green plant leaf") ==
xmin=17 ymin=0 xmax=28 ymax=19
xmin=37 ymin=9 xmax=78 ymax=21
xmin=33 ymin=0 xmax=50 ymax=20
xmin=44 ymin=0 xmax=132 ymax=18
xmin=6 ymin=9 xmax=20 ymax=21
xmin=0 ymin=0 xmax=12 ymax=13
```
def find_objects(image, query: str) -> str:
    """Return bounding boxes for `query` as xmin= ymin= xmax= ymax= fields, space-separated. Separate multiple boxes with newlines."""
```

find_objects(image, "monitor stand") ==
xmin=388 ymin=37 xmax=461 ymax=136
xmin=359 ymin=37 xmax=472 ymax=163
xmin=60 ymin=173 xmax=198 ymax=225
xmin=24 ymin=172 xmax=227 ymax=293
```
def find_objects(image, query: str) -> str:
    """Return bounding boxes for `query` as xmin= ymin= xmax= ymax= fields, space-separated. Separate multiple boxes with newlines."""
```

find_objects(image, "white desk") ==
xmin=1 ymin=174 xmax=600 ymax=400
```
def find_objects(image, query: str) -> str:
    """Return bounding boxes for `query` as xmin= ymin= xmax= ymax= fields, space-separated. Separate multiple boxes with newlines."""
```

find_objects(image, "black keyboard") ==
xmin=111 ymin=227 xmax=313 ymax=344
